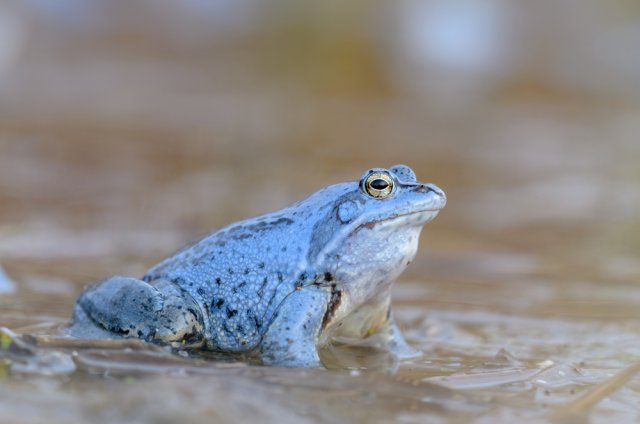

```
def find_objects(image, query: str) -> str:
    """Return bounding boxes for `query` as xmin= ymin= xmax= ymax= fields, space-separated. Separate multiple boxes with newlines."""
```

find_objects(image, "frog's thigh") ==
xmin=259 ymin=288 xmax=331 ymax=368
xmin=70 ymin=276 xmax=204 ymax=344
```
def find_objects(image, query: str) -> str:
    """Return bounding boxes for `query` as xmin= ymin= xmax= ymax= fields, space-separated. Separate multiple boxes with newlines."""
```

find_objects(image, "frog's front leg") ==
xmin=258 ymin=287 xmax=331 ymax=368
xmin=69 ymin=276 xmax=205 ymax=346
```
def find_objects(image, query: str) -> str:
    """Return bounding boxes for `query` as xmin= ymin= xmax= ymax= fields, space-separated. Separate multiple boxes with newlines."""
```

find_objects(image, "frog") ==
xmin=68 ymin=165 xmax=446 ymax=368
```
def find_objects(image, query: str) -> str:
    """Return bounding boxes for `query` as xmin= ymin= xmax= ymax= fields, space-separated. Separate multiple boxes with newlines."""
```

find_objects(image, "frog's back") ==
xmin=143 ymin=184 xmax=352 ymax=351
xmin=144 ymin=217 xmax=301 ymax=350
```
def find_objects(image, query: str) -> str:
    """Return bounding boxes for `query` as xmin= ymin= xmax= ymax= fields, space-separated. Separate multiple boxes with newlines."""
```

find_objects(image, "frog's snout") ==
xmin=427 ymin=183 xmax=445 ymax=199
xmin=413 ymin=183 xmax=446 ymax=207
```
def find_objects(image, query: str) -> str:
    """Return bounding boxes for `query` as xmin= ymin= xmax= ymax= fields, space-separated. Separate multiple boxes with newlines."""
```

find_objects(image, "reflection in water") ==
xmin=1 ymin=1 xmax=640 ymax=423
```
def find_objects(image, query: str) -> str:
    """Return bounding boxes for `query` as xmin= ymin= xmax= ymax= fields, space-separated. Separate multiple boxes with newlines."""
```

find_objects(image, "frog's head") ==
xmin=308 ymin=164 xmax=445 ymax=303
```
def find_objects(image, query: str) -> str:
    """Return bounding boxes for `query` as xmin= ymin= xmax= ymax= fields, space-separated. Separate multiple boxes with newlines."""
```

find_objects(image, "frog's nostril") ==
xmin=412 ymin=184 xmax=432 ymax=194
xmin=413 ymin=184 xmax=446 ymax=198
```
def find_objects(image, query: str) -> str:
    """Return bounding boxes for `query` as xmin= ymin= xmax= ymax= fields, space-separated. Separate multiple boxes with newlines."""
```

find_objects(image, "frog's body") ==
xmin=69 ymin=165 xmax=445 ymax=367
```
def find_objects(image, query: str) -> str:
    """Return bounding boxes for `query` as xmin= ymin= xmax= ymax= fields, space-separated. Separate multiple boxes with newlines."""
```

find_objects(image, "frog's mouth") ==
xmin=358 ymin=183 xmax=446 ymax=230
xmin=357 ymin=207 xmax=443 ymax=231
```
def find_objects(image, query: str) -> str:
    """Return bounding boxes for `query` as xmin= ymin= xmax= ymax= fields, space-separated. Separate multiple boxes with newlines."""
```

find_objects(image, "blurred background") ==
xmin=1 ymin=1 xmax=640 ymax=423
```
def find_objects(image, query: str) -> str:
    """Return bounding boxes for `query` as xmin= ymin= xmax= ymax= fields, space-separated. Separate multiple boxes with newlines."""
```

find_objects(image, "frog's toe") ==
xmin=68 ymin=301 xmax=126 ymax=340
xmin=145 ymin=279 xmax=206 ymax=346
xmin=384 ymin=316 xmax=423 ymax=360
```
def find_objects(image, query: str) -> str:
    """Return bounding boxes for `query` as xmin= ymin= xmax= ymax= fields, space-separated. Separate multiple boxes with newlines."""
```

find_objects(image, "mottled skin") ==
xmin=69 ymin=165 xmax=446 ymax=368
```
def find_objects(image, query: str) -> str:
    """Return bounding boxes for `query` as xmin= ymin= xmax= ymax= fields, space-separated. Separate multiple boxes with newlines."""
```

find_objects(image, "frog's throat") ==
xmin=312 ymin=207 xmax=440 ymax=267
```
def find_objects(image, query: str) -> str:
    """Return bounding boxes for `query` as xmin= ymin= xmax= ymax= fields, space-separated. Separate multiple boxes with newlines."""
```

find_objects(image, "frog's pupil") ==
xmin=370 ymin=179 xmax=389 ymax=190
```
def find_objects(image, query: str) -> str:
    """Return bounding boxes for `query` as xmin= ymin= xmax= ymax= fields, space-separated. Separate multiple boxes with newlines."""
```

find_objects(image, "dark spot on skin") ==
xmin=238 ymin=281 xmax=246 ymax=288
xmin=360 ymin=221 xmax=376 ymax=230
xmin=321 ymin=286 xmax=343 ymax=330
xmin=228 ymin=268 xmax=234 ymax=275
xmin=197 ymin=288 xmax=205 ymax=296
xmin=212 ymin=298 xmax=224 ymax=309
xmin=265 ymin=288 xmax=279 ymax=311
xmin=281 ymin=246 xmax=287 ymax=252
xmin=258 ymin=277 xmax=268 ymax=297
xmin=259 ymin=262 xmax=265 ymax=269
xmin=215 ymin=277 xmax=221 ymax=285
xmin=226 ymin=307 xmax=238 ymax=318
xmin=277 ymin=272 xmax=284 ymax=282
xmin=244 ymin=268 xmax=250 ymax=275
xmin=324 ymin=272 xmax=333 ymax=282
xmin=244 ymin=217 xmax=294 ymax=233
xmin=253 ymin=315 xmax=261 ymax=329
xmin=222 ymin=322 xmax=232 ymax=335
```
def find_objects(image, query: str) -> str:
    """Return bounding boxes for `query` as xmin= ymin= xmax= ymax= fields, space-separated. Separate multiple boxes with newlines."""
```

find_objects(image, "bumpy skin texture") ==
xmin=69 ymin=165 xmax=446 ymax=368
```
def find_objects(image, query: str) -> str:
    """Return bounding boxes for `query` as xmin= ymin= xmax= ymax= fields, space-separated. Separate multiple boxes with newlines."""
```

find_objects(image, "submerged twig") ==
xmin=551 ymin=361 xmax=640 ymax=423
xmin=31 ymin=334 xmax=167 ymax=352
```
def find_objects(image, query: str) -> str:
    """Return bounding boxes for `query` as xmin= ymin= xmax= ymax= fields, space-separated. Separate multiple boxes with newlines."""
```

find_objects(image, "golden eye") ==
xmin=363 ymin=172 xmax=394 ymax=199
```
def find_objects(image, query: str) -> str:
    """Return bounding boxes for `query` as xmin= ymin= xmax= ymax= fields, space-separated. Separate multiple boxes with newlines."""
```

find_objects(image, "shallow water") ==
xmin=1 ymin=2 xmax=640 ymax=423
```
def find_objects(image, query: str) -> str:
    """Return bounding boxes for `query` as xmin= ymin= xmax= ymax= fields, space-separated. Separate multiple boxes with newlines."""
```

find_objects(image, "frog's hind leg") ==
xmin=69 ymin=276 xmax=205 ymax=346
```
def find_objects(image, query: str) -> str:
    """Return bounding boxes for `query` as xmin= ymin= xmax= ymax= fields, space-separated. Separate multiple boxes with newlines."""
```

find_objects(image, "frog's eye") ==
xmin=362 ymin=172 xmax=394 ymax=199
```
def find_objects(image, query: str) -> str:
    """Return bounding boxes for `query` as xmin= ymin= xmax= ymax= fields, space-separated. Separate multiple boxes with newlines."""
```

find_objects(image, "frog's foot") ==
xmin=69 ymin=276 xmax=205 ymax=347
xmin=381 ymin=315 xmax=422 ymax=360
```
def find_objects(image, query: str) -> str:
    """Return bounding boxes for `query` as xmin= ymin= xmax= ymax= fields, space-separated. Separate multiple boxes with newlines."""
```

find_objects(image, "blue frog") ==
xmin=69 ymin=165 xmax=446 ymax=367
